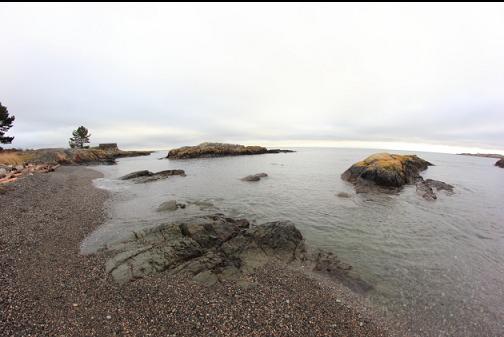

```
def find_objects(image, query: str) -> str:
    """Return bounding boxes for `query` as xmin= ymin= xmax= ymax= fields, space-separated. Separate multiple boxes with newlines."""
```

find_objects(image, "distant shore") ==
xmin=0 ymin=166 xmax=396 ymax=336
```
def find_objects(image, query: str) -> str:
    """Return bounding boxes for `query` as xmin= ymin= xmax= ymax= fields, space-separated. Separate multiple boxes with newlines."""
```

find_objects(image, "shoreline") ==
xmin=0 ymin=166 xmax=395 ymax=336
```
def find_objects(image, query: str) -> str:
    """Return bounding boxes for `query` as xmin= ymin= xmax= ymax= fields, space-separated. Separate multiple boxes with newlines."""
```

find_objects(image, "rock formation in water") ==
xmin=341 ymin=153 xmax=453 ymax=200
xmin=341 ymin=153 xmax=432 ymax=188
xmin=458 ymin=153 xmax=504 ymax=159
xmin=496 ymin=158 xmax=504 ymax=168
xmin=120 ymin=169 xmax=186 ymax=183
xmin=157 ymin=200 xmax=186 ymax=212
xmin=104 ymin=214 xmax=371 ymax=293
xmin=166 ymin=142 xmax=294 ymax=159
xmin=415 ymin=179 xmax=454 ymax=201
xmin=241 ymin=173 xmax=268 ymax=182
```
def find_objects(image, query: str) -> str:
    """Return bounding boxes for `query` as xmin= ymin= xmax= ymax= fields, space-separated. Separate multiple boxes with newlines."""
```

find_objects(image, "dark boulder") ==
xmin=341 ymin=153 xmax=432 ymax=188
xmin=241 ymin=173 xmax=268 ymax=182
xmin=120 ymin=169 xmax=186 ymax=183
xmin=496 ymin=158 xmax=504 ymax=168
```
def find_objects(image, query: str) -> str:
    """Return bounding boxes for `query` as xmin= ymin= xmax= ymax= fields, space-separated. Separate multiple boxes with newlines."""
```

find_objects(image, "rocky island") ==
xmin=167 ymin=142 xmax=294 ymax=159
xmin=341 ymin=153 xmax=453 ymax=200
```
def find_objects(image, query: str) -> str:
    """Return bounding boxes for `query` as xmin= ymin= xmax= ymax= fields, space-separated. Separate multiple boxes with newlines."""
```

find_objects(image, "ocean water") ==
xmin=81 ymin=148 xmax=504 ymax=336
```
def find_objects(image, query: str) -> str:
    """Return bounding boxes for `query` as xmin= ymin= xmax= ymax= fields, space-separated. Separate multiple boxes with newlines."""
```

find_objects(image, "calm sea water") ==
xmin=81 ymin=148 xmax=504 ymax=336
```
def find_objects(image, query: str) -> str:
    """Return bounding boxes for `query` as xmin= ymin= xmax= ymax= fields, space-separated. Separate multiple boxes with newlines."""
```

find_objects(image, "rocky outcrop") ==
xmin=167 ymin=142 xmax=294 ymax=159
xmin=104 ymin=214 xmax=370 ymax=293
xmin=6 ymin=147 xmax=153 ymax=166
xmin=496 ymin=158 xmax=504 ymax=168
xmin=342 ymin=153 xmax=433 ymax=188
xmin=120 ymin=169 xmax=186 ymax=183
xmin=241 ymin=173 xmax=268 ymax=182
xmin=342 ymin=153 xmax=454 ymax=200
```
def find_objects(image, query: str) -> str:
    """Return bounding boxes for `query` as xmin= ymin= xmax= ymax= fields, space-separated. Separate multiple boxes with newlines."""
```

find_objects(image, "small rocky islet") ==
xmin=341 ymin=153 xmax=454 ymax=200
xmin=166 ymin=142 xmax=294 ymax=159
xmin=119 ymin=169 xmax=186 ymax=183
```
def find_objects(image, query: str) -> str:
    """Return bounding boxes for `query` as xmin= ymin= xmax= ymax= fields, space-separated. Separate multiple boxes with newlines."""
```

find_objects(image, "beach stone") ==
xmin=0 ymin=168 xmax=7 ymax=178
xmin=241 ymin=173 xmax=268 ymax=182
xmin=336 ymin=192 xmax=351 ymax=198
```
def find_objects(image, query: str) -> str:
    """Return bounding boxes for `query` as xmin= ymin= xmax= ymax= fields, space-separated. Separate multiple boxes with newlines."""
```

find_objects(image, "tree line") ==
xmin=0 ymin=102 xmax=91 ymax=150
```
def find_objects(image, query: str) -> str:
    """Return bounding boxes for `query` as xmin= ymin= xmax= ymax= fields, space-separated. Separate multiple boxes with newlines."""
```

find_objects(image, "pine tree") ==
xmin=0 ymin=102 xmax=15 ymax=149
xmin=69 ymin=126 xmax=91 ymax=149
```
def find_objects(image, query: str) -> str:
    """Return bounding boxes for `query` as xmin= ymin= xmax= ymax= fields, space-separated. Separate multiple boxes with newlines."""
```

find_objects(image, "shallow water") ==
xmin=81 ymin=148 xmax=504 ymax=336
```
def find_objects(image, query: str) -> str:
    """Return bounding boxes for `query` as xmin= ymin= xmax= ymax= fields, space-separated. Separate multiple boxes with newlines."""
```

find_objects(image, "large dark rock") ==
xmin=342 ymin=153 xmax=455 ymax=200
xmin=342 ymin=153 xmax=433 ymax=188
xmin=120 ymin=169 xmax=186 ymax=183
xmin=105 ymin=214 xmax=370 ymax=293
xmin=496 ymin=158 xmax=504 ymax=168
xmin=241 ymin=173 xmax=268 ymax=182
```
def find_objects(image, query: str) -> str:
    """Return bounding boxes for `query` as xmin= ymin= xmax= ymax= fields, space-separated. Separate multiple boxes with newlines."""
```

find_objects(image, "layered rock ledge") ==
xmin=341 ymin=153 xmax=453 ymax=200
xmin=167 ymin=142 xmax=294 ymax=159
xmin=120 ymin=169 xmax=186 ymax=183
xmin=105 ymin=214 xmax=371 ymax=293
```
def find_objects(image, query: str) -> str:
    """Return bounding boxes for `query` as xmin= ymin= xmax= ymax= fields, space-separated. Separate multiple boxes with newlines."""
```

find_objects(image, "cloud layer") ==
xmin=1 ymin=3 xmax=504 ymax=152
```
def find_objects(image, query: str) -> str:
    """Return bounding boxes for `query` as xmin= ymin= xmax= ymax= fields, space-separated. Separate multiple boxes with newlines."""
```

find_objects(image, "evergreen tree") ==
xmin=0 ymin=102 xmax=15 ymax=149
xmin=69 ymin=126 xmax=91 ymax=149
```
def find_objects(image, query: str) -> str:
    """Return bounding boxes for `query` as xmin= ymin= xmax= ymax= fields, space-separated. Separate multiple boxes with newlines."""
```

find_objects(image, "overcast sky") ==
xmin=1 ymin=3 xmax=504 ymax=153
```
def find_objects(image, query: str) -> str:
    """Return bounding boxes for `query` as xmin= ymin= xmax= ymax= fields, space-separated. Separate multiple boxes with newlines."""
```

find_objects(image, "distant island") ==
xmin=458 ymin=153 xmax=504 ymax=159
xmin=167 ymin=142 xmax=294 ymax=159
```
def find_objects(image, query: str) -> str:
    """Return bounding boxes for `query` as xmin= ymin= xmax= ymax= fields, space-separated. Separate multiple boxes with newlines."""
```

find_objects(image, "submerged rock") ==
xmin=241 ymin=173 xmax=268 ymax=182
xmin=425 ymin=179 xmax=454 ymax=193
xmin=105 ymin=214 xmax=370 ymax=292
xmin=342 ymin=153 xmax=432 ymax=188
xmin=336 ymin=192 xmax=351 ymax=198
xmin=415 ymin=178 xmax=454 ymax=200
xmin=120 ymin=169 xmax=186 ymax=183
xmin=157 ymin=200 xmax=186 ymax=212
xmin=496 ymin=158 xmax=504 ymax=168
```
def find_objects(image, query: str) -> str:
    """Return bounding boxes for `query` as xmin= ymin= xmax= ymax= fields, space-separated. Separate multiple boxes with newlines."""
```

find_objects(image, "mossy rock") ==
xmin=341 ymin=153 xmax=432 ymax=188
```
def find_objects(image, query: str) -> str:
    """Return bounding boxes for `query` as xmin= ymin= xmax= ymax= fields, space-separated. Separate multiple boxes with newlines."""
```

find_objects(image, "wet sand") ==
xmin=0 ymin=166 xmax=396 ymax=336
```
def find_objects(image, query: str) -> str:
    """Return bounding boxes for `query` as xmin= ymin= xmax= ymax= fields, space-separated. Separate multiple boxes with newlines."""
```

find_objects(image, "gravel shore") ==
xmin=0 ymin=166 xmax=395 ymax=336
